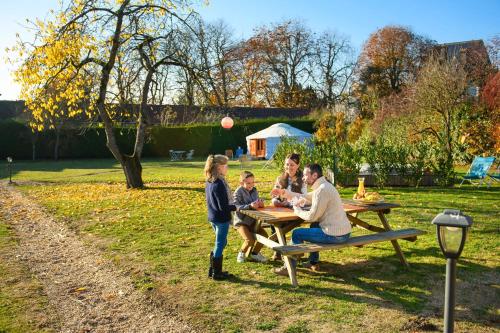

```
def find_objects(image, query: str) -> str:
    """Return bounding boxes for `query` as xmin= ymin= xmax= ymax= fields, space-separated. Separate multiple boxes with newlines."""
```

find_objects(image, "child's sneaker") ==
xmin=250 ymin=252 xmax=268 ymax=263
xmin=236 ymin=251 xmax=246 ymax=263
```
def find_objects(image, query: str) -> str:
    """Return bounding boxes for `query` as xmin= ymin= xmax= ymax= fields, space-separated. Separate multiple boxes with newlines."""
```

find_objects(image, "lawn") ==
xmin=1 ymin=158 xmax=498 ymax=332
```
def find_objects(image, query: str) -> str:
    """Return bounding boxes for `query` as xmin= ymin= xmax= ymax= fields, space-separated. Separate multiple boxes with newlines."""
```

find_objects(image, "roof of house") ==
xmin=437 ymin=39 xmax=489 ymax=62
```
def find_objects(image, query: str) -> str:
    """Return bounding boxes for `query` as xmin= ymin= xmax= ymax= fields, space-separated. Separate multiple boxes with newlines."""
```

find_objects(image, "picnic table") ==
xmin=240 ymin=200 xmax=425 ymax=286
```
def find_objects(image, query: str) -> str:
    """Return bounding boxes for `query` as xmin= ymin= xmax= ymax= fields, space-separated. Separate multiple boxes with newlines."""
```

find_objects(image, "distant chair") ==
xmin=185 ymin=149 xmax=194 ymax=160
xmin=239 ymin=154 xmax=252 ymax=169
xmin=169 ymin=149 xmax=176 ymax=161
xmin=460 ymin=156 xmax=496 ymax=187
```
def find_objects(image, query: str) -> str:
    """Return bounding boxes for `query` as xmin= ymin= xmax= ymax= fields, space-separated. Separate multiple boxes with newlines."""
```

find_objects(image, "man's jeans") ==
xmin=291 ymin=227 xmax=351 ymax=264
xmin=210 ymin=221 xmax=230 ymax=258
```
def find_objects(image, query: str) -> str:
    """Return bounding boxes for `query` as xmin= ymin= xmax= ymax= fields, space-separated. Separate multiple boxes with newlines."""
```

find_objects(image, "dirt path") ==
xmin=0 ymin=183 xmax=196 ymax=333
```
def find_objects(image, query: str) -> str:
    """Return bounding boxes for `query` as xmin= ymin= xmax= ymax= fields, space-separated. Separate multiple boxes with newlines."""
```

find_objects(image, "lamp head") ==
xmin=221 ymin=116 xmax=234 ymax=129
xmin=7 ymin=157 xmax=12 ymax=163
xmin=432 ymin=209 xmax=472 ymax=259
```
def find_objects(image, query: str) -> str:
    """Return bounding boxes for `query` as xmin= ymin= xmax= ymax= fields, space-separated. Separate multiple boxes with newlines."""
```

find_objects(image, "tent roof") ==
xmin=246 ymin=123 xmax=312 ymax=140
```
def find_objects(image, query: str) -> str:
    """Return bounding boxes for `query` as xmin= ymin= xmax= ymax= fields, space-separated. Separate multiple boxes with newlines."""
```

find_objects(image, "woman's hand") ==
xmin=270 ymin=188 xmax=284 ymax=197
xmin=270 ymin=188 xmax=293 ymax=199
xmin=273 ymin=200 xmax=287 ymax=207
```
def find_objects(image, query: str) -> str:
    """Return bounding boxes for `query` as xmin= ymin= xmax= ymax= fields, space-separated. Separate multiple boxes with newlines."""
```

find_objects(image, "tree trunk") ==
xmin=54 ymin=128 xmax=60 ymax=161
xmin=121 ymin=154 xmax=143 ymax=189
xmin=31 ymin=132 xmax=37 ymax=161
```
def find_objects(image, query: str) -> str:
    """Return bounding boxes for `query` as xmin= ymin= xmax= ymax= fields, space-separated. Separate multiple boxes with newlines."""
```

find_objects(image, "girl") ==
xmin=204 ymin=154 xmax=236 ymax=280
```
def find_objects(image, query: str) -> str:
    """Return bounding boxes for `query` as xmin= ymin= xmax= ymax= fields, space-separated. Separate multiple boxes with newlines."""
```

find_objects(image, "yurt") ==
xmin=245 ymin=123 xmax=312 ymax=159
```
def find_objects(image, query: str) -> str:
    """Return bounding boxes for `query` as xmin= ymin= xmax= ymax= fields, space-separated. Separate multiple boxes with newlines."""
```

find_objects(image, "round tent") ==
xmin=245 ymin=123 xmax=312 ymax=159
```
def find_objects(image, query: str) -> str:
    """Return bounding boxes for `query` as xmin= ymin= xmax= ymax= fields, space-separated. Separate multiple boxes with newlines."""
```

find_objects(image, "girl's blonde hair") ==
xmin=204 ymin=154 xmax=229 ymax=182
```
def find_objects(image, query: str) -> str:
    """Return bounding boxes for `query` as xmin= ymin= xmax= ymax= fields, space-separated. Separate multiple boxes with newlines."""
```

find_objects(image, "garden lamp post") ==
xmin=6 ymin=157 xmax=13 ymax=184
xmin=431 ymin=209 xmax=473 ymax=333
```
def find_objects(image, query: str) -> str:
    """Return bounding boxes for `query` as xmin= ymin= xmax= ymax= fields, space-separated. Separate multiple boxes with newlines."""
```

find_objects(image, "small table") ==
xmin=240 ymin=200 xmax=415 ymax=286
xmin=170 ymin=150 xmax=186 ymax=161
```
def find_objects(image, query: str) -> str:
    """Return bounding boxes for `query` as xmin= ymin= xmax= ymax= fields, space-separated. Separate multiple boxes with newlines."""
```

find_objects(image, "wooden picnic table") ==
xmin=240 ymin=200 xmax=425 ymax=286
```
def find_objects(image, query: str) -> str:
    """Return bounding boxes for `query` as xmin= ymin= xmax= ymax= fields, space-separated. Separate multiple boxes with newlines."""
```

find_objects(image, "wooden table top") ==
xmin=239 ymin=200 xmax=400 ymax=224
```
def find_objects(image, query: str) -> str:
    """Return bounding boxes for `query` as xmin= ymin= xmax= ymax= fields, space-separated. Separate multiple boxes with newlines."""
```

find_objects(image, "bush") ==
xmin=272 ymin=137 xmax=363 ymax=186
xmin=0 ymin=118 xmax=315 ymax=160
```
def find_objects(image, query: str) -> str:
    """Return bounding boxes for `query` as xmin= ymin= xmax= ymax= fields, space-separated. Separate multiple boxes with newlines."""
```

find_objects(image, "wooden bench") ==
xmin=241 ymin=205 xmax=425 ymax=286
xmin=272 ymin=228 xmax=426 ymax=256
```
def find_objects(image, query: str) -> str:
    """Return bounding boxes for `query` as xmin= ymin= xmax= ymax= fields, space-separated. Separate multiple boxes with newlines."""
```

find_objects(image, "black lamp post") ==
xmin=432 ymin=209 xmax=473 ymax=333
xmin=6 ymin=157 xmax=13 ymax=184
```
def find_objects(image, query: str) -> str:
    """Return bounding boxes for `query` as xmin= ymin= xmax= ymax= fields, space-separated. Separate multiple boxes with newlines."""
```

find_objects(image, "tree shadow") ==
xmin=225 ymin=248 xmax=497 ymax=329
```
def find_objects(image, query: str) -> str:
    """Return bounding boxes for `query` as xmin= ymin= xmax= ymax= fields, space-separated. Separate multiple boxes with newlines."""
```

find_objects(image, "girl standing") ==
xmin=204 ymin=154 xmax=236 ymax=280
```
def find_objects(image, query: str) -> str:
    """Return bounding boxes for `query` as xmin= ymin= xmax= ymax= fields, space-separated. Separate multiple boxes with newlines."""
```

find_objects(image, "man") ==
xmin=271 ymin=164 xmax=352 ymax=275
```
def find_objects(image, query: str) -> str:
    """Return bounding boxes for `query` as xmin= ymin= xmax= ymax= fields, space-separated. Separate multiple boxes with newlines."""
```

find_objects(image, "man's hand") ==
xmin=291 ymin=196 xmax=307 ymax=207
xmin=250 ymin=201 xmax=260 ymax=209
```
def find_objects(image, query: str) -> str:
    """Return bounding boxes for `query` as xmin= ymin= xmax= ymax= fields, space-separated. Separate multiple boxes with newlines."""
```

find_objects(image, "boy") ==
xmin=233 ymin=171 xmax=269 ymax=263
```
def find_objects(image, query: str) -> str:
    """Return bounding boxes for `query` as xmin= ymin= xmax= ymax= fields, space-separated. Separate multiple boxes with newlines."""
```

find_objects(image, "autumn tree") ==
xmin=357 ymin=25 xmax=434 ymax=115
xmin=12 ymin=0 xmax=198 ymax=188
xmin=458 ymin=40 xmax=496 ymax=87
xmin=412 ymin=55 xmax=468 ymax=185
xmin=479 ymin=71 xmax=500 ymax=153
xmin=231 ymin=37 xmax=272 ymax=107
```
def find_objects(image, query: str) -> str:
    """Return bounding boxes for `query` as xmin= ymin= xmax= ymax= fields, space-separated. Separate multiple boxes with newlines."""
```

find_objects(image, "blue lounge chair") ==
xmin=459 ymin=156 xmax=496 ymax=187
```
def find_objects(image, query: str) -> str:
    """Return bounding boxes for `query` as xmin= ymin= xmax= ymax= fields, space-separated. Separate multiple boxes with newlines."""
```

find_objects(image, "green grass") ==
xmin=1 ymin=158 xmax=498 ymax=332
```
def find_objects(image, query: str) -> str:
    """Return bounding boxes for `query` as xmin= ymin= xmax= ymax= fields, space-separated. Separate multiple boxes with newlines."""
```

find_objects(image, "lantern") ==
xmin=221 ymin=116 xmax=234 ymax=129
xmin=6 ymin=157 xmax=13 ymax=184
xmin=431 ymin=209 xmax=473 ymax=333
xmin=432 ymin=209 xmax=472 ymax=259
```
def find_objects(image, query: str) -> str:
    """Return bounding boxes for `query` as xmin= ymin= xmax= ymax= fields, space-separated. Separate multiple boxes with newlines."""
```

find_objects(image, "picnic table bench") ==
xmin=240 ymin=200 xmax=425 ymax=286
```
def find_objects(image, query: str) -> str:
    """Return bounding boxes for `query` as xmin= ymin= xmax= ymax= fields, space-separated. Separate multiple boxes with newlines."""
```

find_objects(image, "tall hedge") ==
xmin=1 ymin=119 xmax=314 ymax=160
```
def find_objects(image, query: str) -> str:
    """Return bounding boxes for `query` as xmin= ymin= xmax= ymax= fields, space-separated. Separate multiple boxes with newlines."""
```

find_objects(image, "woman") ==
xmin=270 ymin=153 xmax=308 ymax=260
xmin=204 ymin=154 xmax=236 ymax=280
xmin=271 ymin=153 xmax=307 ymax=207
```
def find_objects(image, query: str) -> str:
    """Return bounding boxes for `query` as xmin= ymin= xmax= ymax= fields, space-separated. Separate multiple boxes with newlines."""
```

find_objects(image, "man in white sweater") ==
xmin=272 ymin=164 xmax=351 ymax=275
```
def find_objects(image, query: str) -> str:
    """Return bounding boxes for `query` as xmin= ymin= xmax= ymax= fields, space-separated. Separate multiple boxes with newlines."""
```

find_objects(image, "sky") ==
xmin=1 ymin=0 xmax=498 ymax=100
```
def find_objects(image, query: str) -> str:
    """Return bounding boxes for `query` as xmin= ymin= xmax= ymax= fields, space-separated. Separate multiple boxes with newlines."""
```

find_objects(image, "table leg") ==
xmin=246 ymin=219 xmax=263 ymax=257
xmin=275 ymin=226 xmax=298 ymax=287
xmin=377 ymin=211 xmax=409 ymax=267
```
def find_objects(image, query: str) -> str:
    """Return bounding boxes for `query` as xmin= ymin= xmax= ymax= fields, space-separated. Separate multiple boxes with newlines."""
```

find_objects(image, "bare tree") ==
xmin=312 ymin=31 xmax=355 ymax=107
xmin=412 ymin=55 xmax=468 ymax=184
xmin=252 ymin=20 xmax=314 ymax=106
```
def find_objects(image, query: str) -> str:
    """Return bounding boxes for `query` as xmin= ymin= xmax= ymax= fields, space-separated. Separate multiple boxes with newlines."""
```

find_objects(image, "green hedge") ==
xmin=0 ymin=119 xmax=314 ymax=160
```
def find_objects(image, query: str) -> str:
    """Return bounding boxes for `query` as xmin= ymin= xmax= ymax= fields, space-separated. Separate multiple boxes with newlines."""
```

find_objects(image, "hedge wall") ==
xmin=1 ymin=119 xmax=315 ymax=160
